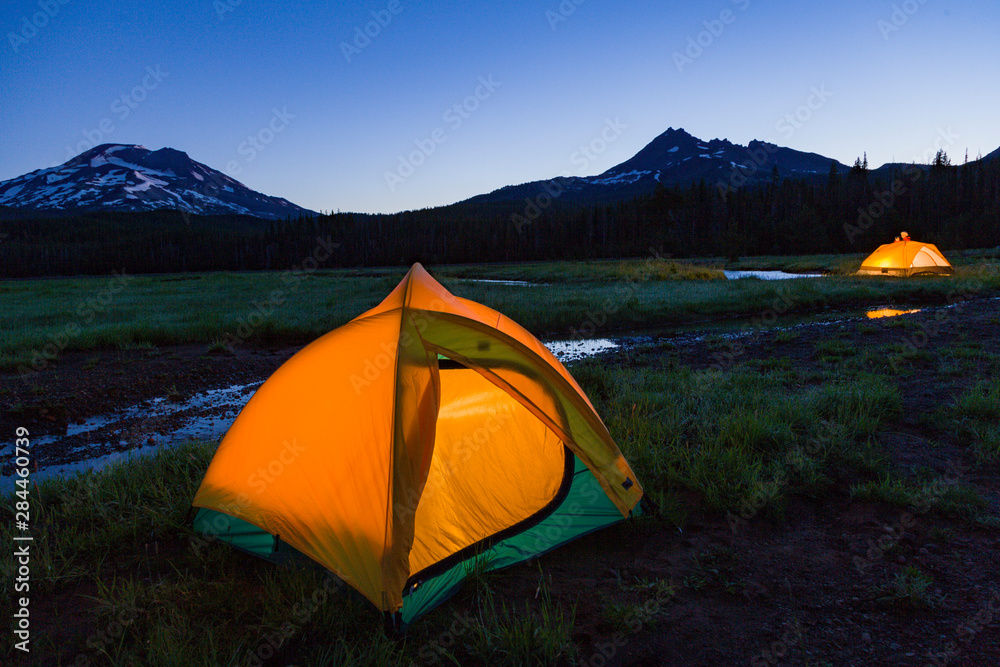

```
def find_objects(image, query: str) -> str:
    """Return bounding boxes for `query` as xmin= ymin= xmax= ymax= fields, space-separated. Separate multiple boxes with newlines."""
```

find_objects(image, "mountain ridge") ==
xmin=460 ymin=127 xmax=853 ymax=206
xmin=0 ymin=144 xmax=316 ymax=220
xmin=3 ymin=132 xmax=997 ymax=219
xmin=461 ymin=127 xmax=1000 ymax=207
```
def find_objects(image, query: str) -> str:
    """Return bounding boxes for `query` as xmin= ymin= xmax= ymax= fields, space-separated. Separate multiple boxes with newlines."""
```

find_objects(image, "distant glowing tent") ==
xmin=191 ymin=263 xmax=644 ymax=627
xmin=857 ymin=238 xmax=954 ymax=276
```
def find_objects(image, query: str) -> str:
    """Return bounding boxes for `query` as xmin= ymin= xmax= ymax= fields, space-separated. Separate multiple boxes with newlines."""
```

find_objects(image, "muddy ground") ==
xmin=3 ymin=297 xmax=999 ymax=666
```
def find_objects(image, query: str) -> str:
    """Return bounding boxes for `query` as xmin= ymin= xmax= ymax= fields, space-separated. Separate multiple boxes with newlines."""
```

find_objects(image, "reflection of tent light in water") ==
xmin=857 ymin=233 xmax=954 ymax=277
xmin=866 ymin=308 xmax=922 ymax=319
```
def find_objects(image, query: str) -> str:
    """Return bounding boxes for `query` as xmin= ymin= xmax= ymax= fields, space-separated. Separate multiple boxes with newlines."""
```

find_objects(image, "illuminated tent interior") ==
xmin=857 ymin=237 xmax=954 ymax=277
xmin=191 ymin=264 xmax=644 ymax=627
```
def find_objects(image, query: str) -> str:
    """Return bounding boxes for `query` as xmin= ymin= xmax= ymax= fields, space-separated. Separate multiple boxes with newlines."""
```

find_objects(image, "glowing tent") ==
xmin=857 ymin=237 xmax=953 ymax=276
xmin=191 ymin=264 xmax=644 ymax=627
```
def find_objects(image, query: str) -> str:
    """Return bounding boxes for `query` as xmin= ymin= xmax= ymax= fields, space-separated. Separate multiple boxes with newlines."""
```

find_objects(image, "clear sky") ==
xmin=2 ymin=0 xmax=998 ymax=214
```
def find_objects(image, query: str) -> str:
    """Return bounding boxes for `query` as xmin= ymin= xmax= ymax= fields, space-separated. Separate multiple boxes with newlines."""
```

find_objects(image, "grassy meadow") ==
xmin=3 ymin=252 xmax=1000 ymax=664
xmin=3 ymin=251 xmax=1000 ymax=370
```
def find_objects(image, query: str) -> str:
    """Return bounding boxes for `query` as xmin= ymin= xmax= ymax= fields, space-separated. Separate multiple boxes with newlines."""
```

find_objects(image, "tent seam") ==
xmin=380 ymin=272 xmax=413 ymax=610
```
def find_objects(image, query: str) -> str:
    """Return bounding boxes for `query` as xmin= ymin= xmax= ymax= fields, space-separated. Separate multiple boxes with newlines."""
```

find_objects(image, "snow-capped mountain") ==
xmin=0 ymin=144 xmax=317 ymax=219
xmin=464 ymin=127 xmax=850 ymax=205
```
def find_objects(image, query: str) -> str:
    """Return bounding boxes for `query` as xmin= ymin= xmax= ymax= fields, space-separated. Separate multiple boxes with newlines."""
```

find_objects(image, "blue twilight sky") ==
xmin=2 ymin=0 xmax=998 ymax=214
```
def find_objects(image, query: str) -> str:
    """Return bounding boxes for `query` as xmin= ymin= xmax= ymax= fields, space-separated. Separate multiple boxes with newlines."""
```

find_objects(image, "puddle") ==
xmin=459 ymin=278 xmax=540 ymax=286
xmin=0 ymin=382 xmax=260 ymax=493
xmin=616 ymin=301 xmax=940 ymax=349
xmin=544 ymin=338 xmax=619 ymax=363
xmin=866 ymin=308 xmax=922 ymax=319
xmin=724 ymin=270 xmax=824 ymax=280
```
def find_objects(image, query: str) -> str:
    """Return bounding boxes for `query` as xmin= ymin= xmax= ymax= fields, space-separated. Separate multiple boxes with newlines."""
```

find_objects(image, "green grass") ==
xmin=430 ymin=258 xmax=726 ymax=283
xmin=876 ymin=566 xmax=940 ymax=609
xmin=1 ymin=442 xmax=214 ymax=593
xmin=573 ymin=360 xmax=900 ymax=516
xmin=726 ymin=252 xmax=866 ymax=275
xmin=460 ymin=578 xmax=577 ymax=666
xmin=951 ymin=381 xmax=1000 ymax=459
xmin=600 ymin=573 xmax=677 ymax=633
xmin=850 ymin=475 xmax=987 ymax=520
xmin=683 ymin=547 xmax=738 ymax=593
xmin=814 ymin=339 xmax=857 ymax=361
xmin=774 ymin=330 xmax=801 ymax=343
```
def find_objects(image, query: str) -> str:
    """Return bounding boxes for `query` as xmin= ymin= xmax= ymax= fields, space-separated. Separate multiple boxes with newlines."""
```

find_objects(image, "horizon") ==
xmin=2 ymin=0 xmax=999 ymax=214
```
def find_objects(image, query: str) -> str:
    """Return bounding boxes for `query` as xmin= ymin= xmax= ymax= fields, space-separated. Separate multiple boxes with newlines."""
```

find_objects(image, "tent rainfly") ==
xmin=857 ymin=236 xmax=954 ymax=276
xmin=191 ymin=263 xmax=645 ymax=627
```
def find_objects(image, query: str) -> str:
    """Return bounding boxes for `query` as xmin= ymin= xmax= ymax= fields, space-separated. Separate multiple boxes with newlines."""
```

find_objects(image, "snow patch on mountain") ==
xmin=589 ymin=169 xmax=651 ymax=186
xmin=124 ymin=171 xmax=168 ymax=194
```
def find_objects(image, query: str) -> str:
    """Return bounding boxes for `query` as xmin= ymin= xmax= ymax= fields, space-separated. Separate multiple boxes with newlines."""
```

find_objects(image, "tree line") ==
xmin=1 ymin=154 xmax=998 ymax=278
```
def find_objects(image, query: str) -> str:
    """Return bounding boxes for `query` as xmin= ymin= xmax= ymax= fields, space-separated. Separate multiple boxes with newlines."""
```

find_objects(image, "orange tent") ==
xmin=191 ymin=264 xmax=644 ymax=626
xmin=857 ymin=237 xmax=953 ymax=276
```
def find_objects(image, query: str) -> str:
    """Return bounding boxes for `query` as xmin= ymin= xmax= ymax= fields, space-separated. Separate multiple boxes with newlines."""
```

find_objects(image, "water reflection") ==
xmin=865 ymin=308 xmax=922 ymax=319
xmin=723 ymin=270 xmax=824 ymax=280
xmin=460 ymin=278 xmax=539 ymax=286
xmin=544 ymin=338 xmax=619 ymax=362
